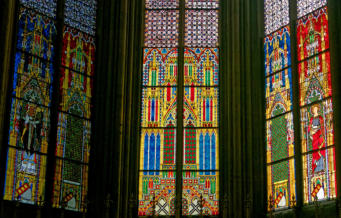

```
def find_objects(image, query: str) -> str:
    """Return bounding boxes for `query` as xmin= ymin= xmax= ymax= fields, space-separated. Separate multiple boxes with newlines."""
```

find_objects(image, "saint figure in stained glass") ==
xmin=309 ymin=105 xmax=325 ymax=174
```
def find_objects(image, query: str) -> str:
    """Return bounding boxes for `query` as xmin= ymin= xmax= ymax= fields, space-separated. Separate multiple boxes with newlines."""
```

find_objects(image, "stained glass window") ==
xmin=140 ymin=3 xmax=178 ymax=215
xmin=52 ymin=0 xmax=96 ymax=212
xmin=3 ymin=4 xmax=56 ymax=204
xmin=264 ymin=0 xmax=336 ymax=210
xmin=139 ymin=0 xmax=219 ymax=216
xmin=297 ymin=5 xmax=336 ymax=203
xmin=264 ymin=0 xmax=295 ymax=210
xmin=183 ymin=2 xmax=219 ymax=214
xmin=3 ymin=0 xmax=96 ymax=211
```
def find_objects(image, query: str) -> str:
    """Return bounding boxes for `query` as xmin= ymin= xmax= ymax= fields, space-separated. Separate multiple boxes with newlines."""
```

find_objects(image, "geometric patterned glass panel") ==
xmin=181 ymin=2 xmax=220 ymax=215
xmin=140 ymin=1 xmax=179 ymax=215
xmin=185 ymin=10 xmax=219 ymax=47
xmin=297 ymin=0 xmax=327 ymax=18
xmin=185 ymin=0 xmax=219 ymax=9
xmin=144 ymin=10 xmax=179 ymax=47
xmin=20 ymin=0 xmax=57 ymax=18
xmin=55 ymin=112 xmax=91 ymax=163
xmin=146 ymin=0 xmax=179 ymax=9
xmin=264 ymin=0 xmax=289 ymax=35
xmin=53 ymin=160 xmax=89 ymax=211
xmin=266 ymin=113 xmax=295 ymax=163
xmin=64 ymin=0 xmax=97 ymax=36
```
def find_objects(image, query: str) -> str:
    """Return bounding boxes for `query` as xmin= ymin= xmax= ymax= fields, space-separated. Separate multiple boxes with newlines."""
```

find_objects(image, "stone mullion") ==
xmin=289 ymin=0 xmax=303 ymax=210
xmin=44 ymin=0 xmax=66 ymax=213
xmin=175 ymin=0 xmax=185 ymax=217
xmin=327 ymin=0 xmax=341 ymax=202
xmin=0 ymin=0 xmax=18 ymax=206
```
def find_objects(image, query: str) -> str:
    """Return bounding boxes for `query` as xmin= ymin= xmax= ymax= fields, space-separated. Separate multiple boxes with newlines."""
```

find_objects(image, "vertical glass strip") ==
xmin=182 ymin=1 xmax=220 ymax=215
xmin=264 ymin=0 xmax=296 ymax=210
xmin=53 ymin=0 xmax=96 ymax=211
xmin=297 ymin=6 xmax=337 ymax=204
xmin=139 ymin=2 xmax=179 ymax=216
xmin=3 ymin=4 xmax=56 ymax=204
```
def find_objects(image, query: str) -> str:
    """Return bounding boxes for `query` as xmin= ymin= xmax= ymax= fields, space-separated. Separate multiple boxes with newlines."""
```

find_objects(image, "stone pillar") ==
xmin=222 ymin=194 xmax=229 ymax=218
xmin=36 ymin=196 xmax=46 ymax=218
xmin=245 ymin=194 xmax=252 ymax=218
xmin=313 ymin=196 xmax=320 ymax=218
xmin=105 ymin=194 xmax=113 ymax=218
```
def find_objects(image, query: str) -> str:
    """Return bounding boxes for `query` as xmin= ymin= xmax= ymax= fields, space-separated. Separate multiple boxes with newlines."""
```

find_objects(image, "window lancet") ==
xmin=264 ymin=0 xmax=336 ymax=210
xmin=3 ymin=0 xmax=97 ymax=212
xmin=138 ymin=0 xmax=219 ymax=216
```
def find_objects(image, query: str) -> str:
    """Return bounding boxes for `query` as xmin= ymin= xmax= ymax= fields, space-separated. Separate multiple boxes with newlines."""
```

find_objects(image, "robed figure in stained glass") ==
xmin=20 ymin=104 xmax=43 ymax=153
xmin=309 ymin=104 xmax=325 ymax=175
